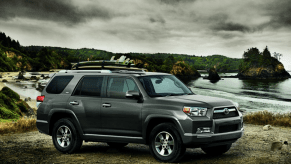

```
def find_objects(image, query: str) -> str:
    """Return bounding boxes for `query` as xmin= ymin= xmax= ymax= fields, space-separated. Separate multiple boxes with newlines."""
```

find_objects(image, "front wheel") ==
xmin=52 ymin=118 xmax=83 ymax=154
xmin=201 ymin=144 xmax=232 ymax=155
xmin=149 ymin=123 xmax=186 ymax=163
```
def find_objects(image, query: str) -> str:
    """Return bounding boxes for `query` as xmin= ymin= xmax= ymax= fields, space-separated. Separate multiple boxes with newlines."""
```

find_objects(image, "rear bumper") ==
xmin=182 ymin=128 xmax=244 ymax=148
xmin=36 ymin=120 xmax=50 ymax=135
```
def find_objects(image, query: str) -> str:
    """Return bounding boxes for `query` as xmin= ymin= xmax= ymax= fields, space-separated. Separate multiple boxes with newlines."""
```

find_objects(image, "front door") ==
xmin=101 ymin=76 xmax=143 ymax=137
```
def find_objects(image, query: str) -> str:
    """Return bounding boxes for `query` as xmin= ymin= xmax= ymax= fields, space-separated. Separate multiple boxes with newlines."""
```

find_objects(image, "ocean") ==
xmin=188 ymin=72 xmax=291 ymax=113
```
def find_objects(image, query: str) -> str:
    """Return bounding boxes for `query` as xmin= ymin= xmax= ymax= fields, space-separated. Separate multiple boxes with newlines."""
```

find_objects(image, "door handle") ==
xmin=102 ymin=103 xmax=111 ymax=107
xmin=69 ymin=101 xmax=79 ymax=105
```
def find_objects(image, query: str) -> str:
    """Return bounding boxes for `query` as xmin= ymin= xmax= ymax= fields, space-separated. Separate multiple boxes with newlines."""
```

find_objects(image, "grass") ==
xmin=243 ymin=110 xmax=291 ymax=127
xmin=0 ymin=116 xmax=37 ymax=135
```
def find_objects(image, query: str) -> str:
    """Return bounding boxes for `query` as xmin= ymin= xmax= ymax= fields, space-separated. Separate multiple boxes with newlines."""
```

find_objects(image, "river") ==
xmin=4 ymin=72 xmax=291 ymax=113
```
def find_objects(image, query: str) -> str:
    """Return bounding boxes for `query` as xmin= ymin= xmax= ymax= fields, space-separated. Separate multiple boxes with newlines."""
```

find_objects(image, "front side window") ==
xmin=138 ymin=75 xmax=193 ymax=97
xmin=106 ymin=77 xmax=139 ymax=99
xmin=46 ymin=76 xmax=74 ymax=94
xmin=73 ymin=76 xmax=104 ymax=97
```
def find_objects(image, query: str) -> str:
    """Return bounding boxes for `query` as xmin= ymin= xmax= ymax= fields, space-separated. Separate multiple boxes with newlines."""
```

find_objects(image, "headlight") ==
xmin=183 ymin=106 xmax=208 ymax=116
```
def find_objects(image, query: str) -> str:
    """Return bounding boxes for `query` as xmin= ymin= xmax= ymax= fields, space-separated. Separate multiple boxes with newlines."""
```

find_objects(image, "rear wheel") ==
xmin=52 ymin=118 xmax=83 ymax=154
xmin=201 ymin=144 xmax=232 ymax=155
xmin=149 ymin=123 xmax=186 ymax=163
xmin=107 ymin=142 xmax=128 ymax=148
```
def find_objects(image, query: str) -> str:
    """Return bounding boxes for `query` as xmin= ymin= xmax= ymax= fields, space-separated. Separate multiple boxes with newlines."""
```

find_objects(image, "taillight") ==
xmin=37 ymin=96 xmax=45 ymax=102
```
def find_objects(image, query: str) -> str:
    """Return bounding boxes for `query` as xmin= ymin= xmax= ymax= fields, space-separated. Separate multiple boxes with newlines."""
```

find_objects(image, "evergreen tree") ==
xmin=262 ymin=46 xmax=271 ymax=58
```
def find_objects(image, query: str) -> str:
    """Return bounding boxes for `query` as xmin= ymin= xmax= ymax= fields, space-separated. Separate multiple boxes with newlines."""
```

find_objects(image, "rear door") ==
xmin=67 ymin=75 xmax=105 ymax=134
xmin=100 ymin=76 xmax=143 ymax=137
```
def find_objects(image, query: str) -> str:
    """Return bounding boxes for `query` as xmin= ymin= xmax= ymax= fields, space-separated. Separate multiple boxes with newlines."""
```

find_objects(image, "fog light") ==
xmin=196 ymin=127 xmax=211 ymax=134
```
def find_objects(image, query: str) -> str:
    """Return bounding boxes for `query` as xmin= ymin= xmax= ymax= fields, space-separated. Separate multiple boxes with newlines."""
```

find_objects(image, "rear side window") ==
xmin=73 ymin=76 xmax=104 ymax=97
xmin=46 ymin=76 xmax=74 ymax=94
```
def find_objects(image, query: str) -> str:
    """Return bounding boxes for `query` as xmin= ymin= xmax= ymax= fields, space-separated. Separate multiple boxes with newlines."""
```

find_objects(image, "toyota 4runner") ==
xmin=36 ymin=69 xmax=244 ymax=163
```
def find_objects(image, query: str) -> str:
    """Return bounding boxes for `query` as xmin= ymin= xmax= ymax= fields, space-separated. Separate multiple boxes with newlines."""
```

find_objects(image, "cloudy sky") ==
xmin=0 ymin=0 xmax=291 ymax=70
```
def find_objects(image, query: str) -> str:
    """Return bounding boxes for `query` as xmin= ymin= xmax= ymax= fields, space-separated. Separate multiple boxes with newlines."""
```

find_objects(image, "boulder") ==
xmin=2 ymin=79 xmax=8 ymax=82
xmin=30 ymin=76 xmax=38 ymax=80
xmin=263 ymin=125 xmax=272 ymax=131
xmin=271 ymin=142 xmax=282 ymax=151
xmin=40 ymin=74 xmax=45 ymax=78
xmin=208 ymin=68 xmax=221 ymax=81
xmin=17 ymin=72 xmax=24 ymax=79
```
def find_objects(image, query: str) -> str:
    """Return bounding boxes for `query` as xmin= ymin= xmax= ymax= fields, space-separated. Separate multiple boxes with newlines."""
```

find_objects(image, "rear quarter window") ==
xmin=46 ymin=76 xmax=74 ymax=94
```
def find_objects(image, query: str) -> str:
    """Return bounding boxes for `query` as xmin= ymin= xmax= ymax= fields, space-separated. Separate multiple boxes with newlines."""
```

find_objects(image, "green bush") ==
xmin=0 ymin=86 xmax=20 ymax=101
xmin=0 ymin=107 xmax=20 ymax=119
xmin=17 ymin=102 xmax=28 ymax=113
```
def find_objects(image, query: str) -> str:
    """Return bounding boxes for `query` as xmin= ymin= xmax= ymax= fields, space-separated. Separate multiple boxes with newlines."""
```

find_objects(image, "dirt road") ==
xmin=0 ymin=124 xmax=291 ymax=164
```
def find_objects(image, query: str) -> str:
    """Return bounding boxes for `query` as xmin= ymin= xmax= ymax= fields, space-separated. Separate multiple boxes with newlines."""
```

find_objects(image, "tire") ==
xmin=52 ymin=118 xmax=83 ymax=154
xmin=149 ymin=123 xmax=186 ymax=163
xmin=107 ymin=142 xmax=128 ymax=148
xmin=201 ymin=144 xmax=232 ymax=155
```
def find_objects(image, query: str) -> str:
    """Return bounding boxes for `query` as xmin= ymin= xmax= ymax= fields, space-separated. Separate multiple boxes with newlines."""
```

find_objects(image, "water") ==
xmin=188 ymin=72 xmax=291 ymax=113
xmin=4 ymin=72 xmax=291 ymax=113
xmin=4 ymin=81 xmax=41 ymax=100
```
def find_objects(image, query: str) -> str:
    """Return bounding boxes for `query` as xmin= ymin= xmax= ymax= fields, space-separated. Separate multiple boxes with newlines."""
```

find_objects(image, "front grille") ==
xmin=213 ymin=107 xmax=239 ymax=119
xmin=217 ymin=124 xmax=239 ymax=133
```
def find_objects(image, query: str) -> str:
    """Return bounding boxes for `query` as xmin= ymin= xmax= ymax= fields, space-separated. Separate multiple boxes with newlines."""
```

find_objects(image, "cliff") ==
xmin=238 ymin=47 xmax=290 ymax=79
xmin=170 ymin=61 xmax=201 ymax=83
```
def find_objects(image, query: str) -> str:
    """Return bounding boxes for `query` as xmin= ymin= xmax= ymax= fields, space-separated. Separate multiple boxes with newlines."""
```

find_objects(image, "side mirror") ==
xmin=126 ymin=90 xmax=140 ymax=98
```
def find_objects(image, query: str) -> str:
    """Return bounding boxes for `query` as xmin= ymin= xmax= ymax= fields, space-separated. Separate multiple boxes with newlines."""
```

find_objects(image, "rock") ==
xmin=24 ymin=98 xmax=28 ymax=102
xmin=30 ymin=76 xmax=38 ymax=80
xmin=23 ymin=86 xmax=27 ymax=89
xmin=40 ymin=74 xmax=45 ymax=78
xmin=271 ymin=142 xmax=282 ymax=151
xmin=2 ymin=79 xmax=8 ymax=82
xmin=208 ymin=68 xmax=221 ymax=81
xmin=28 ymin=97 xmax=31 ymax=101
xmin=18 ymin=72 xmax=24 ymax=79
xmin=24 ymin=116 xmax=27 ymax=119
xmin=263 ymin=125 xmax=272 ymax=131
xmin=0 ymin=74 xmax=2 ymax=78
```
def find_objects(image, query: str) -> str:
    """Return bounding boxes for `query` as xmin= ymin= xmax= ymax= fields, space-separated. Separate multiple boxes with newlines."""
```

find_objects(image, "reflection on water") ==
xmin=4 ymin=82 xmax=41 ymax=100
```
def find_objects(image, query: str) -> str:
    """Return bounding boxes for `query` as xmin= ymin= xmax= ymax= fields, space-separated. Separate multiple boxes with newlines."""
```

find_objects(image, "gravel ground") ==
xmin=0 ymin=124 xmax=290 ymax=164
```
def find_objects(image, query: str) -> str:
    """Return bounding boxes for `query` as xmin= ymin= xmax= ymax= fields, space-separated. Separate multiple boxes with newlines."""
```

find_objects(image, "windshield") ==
xmin=138 ymin=75 xmax=194 ymax=97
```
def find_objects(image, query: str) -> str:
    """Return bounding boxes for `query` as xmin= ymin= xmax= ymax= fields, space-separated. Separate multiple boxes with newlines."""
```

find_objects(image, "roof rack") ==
xmin=58 ymin=69 xmax=145 ymax=74
xmin=71 ymin=60 xmax=147 ymax=72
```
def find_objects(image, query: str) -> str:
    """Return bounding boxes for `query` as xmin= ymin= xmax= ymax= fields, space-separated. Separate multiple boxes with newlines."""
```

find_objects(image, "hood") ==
xmin=154 ymin=94 xmax=234 ymax=108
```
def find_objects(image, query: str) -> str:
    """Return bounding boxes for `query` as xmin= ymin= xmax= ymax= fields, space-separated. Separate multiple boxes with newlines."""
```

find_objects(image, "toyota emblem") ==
xmin=224 ymin=108 xmax=229 ymax=115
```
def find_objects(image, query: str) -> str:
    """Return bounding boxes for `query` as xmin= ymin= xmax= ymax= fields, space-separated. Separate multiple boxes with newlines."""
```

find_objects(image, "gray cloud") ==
xmin=213 ymin=22 xmax=251 ymax=33
xmin=0 ymin=0 xmax=113 ymax=25
xmin=263 ymin=0 xmax=291 ymax=28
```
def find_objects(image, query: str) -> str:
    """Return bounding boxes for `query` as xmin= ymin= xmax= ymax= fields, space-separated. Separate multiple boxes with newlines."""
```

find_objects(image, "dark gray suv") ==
xmin=36 ymin=70 xmax=244 ymax=163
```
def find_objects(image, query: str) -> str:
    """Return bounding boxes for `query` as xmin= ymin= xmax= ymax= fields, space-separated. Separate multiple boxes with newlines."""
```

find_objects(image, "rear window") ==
xmin=73 ymin=76 xmax=104 ymax=97
xmin=46 ymin=76 xmax=74 ymax=94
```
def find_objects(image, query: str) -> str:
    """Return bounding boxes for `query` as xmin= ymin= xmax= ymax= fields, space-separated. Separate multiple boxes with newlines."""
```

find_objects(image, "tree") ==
xmin=262 ymin=46 xmax=271 ymax=58
xmin=273 ymin=52 xmax=283 ymax=61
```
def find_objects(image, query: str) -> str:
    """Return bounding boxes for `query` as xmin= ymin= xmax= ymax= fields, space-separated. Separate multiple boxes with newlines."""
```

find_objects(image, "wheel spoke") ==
xmin=155 ymin=142 xmax=161 ymax=148
xmin=158 ymin=134 xmax=164 ymax=140
xmin=168 ymin=140 xmax=174 ymax=145
xmin=67 ymin=134 xmax=72 ymax=138
xmin=60 ymin=140 xmax=65 ymax=147
xmin=160 ymin=148 xmax=165 ymax=155
xmin=58 ymin=128 xmax=64 ymax=134
xmin=65 ymin=127 xmax=68 ymax=133
xmin=66 ymin=140 xmax=70 ymax=146
xmin=165 ymin=133 xmax=170 ymax=140
xmin=57 ymin=135 xmax=62 ymax=139
xmin=167 ymin=147 xmax=172 ymax=154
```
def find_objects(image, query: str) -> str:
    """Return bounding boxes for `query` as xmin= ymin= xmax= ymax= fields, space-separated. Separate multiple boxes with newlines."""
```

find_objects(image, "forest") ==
xmin=0 ymin=31 xmax=242 ymax=73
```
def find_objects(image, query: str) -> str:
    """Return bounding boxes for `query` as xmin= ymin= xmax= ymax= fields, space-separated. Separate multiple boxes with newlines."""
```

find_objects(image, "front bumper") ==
xmin=183 ymin=128 xmax=244 ymax=148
